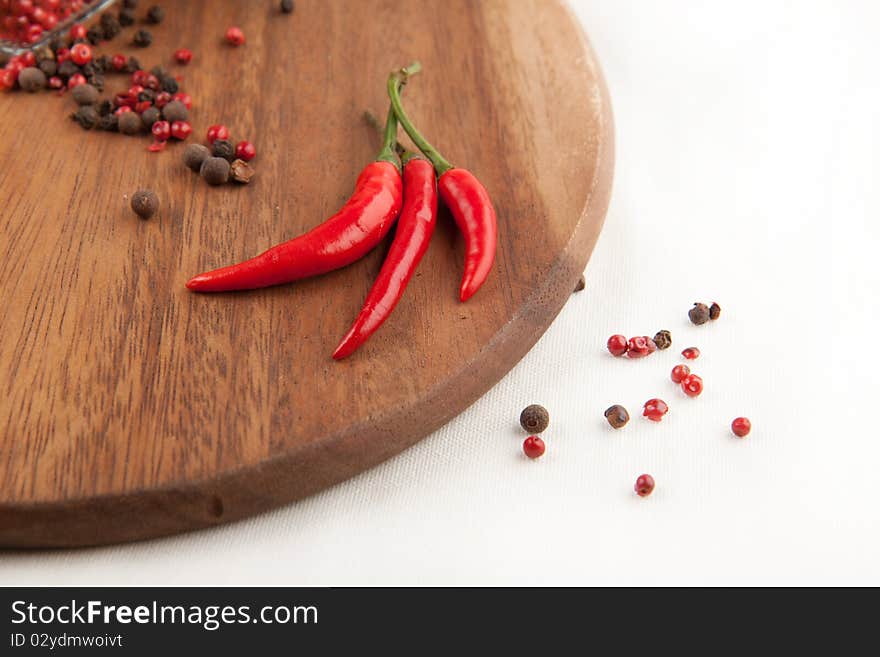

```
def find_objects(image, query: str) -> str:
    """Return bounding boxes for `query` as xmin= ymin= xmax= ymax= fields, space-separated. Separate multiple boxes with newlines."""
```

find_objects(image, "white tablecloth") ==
xmin=3 ymin=0 xmax=876 ymax=585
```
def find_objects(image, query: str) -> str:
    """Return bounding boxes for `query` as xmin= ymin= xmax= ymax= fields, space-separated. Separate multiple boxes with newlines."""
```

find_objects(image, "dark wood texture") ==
xmin=0 ymin=0 xmax=613 ymax=546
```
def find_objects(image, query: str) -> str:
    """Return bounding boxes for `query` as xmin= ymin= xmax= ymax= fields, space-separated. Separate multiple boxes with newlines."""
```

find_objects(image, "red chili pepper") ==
xmin=186 ymin=109 xmax=403 ymax=293
xmin=388 ymin=63 xmax=498 ymax=301
xmin=333 ymin=154 xmax=438 ymax=359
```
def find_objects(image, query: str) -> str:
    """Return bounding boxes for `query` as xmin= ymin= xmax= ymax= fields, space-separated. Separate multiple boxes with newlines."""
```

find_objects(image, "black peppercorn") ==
xmin=200 ymin=157 xmax=231 ymax=185
xmin=97 ymin=99 xmax=113 ymax=116
xmin=519 ymin=404 xmax=550 ymax=434
xmin=123 ymin=0 xmax=139 ymax=7
xmin=604 ymin=405 xmax=629 ymax=429
xmin=38 ymin=59 xmax=57 ymax=77
xmin=161 ymin=100 xmax=188 ymax=123
xmin=281 ymin=0 xmax=295 ymax=12
xmin=118 ymin=9 xmax=136 ymax=27
xmin=133 ymin=29 xmax=153 ymax=47
xmin=230 ymin=159 xmax=255 ymax=184
xmin=118 ymin=110 xmax=143 ymax=135
xmin=72 ymin=83 xmax=99 ymax=105
xmin=159 ymin=75 xmax=178 ymax=94
xmin=86 ymin=26 xmax=103 ymax=45
xmin=573 ymin=274 xmax=585 ymax=293
xmin=101 ymin=18 xmax=122 ymax=41
xmin=57 ymin=60 xmax=79 ymax=80
xmin=709 ymin=302 xmax=721 ymax=320
xmin=98 ymin=113 xmax=119 ymax=131
xmin=131 ymin=190 xmax=158 ymax=219
xmin=184 ymin=144 xmax=211 ymax=171
xmin=71 ymin=105 xmax=99 ymax=130
xmin=87 ymin=73 xmax=105 ymax=92
xmin=141 ymin=106 xmax=161 ymax=128
xmin=688 ymin=302 xmax=711 ymax=326
xmin=183 ymin=144 xmax=211 ymax=172
xmin=18 ymin=67 xmax=46 ymax=92
xmin=212 ymin=139 xmax=235 ymax=161
xmin=653 ymin=329 xmax=672 ymax=350
xmin=94 ymin=54 xmax=111 ymax=72
xmin=124 ymin=56 xmax=141 ymax=74
xmin=146 ymin=6 xmax=164 ymax=23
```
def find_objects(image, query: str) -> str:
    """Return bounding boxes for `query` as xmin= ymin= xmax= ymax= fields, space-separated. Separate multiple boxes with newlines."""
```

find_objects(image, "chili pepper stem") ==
xmin=388 ymin=62 xmax=454 ymax=176
xmin=375 ymin=105 xmax=401 ymax=170
xmin=364 ymin=110 xmax=419 ymax=163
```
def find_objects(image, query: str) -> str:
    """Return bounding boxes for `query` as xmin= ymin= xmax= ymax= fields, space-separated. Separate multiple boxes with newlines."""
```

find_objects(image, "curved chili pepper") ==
xmin=186 ymin=109 xmax=403 ymax=293
xmin=332 ymin=155 xmax=438 ymax=359
xmin=387 ymin=64 xmax=498 ymax=302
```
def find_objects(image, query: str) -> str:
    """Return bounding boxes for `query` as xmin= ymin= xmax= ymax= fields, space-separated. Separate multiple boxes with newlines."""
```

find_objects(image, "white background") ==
xmin=3 ymin=0 xmax=877 ymax=585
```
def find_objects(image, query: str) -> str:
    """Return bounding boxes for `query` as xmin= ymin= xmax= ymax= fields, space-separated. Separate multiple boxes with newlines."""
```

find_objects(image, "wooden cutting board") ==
xmin=0 ymin=0 xmax=613 ymax=547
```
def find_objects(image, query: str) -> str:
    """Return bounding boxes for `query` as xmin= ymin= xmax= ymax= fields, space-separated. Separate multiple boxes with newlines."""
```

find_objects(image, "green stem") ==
xmin=364 ymin=110 xmax=419 ymax=163
xmin=387 ymin=62 xmax=453 ymax=176
xmin=374 ymin=104 xmax=401 ymax=170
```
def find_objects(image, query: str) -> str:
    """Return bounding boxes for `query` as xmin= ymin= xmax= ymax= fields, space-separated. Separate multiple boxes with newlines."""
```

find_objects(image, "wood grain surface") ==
xmin=0 ymin=0 xmax=613 ymax=547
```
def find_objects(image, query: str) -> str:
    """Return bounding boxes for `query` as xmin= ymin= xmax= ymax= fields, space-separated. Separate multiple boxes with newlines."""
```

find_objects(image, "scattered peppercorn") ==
xmin=281 ymin=0 xmax=295 ymax=12
xmin=124 ymin=56 xmax=141 ymax=74
xmin=642 ymin=398 xmax=668 ymax=422
xmin=98 ymin=113 xmax=119 ymax=131
xmin=118 ymin=8 xmax=136 ymax=26
xmin=71 ymin=105 xmax=99 ymax=130
xmin=206 ymin=124 xmax=230 ymax=144
xmin=731 ymin=417 xmax=751 ymax=438
xmin=634 ymin=474 xmax=655 ymax=497
xmin=100 ymin=14 xmax=122 ymax=40
xmin=212 ymin=139 xmax=235 ymax=161
xmin=681 ymin=347 xmax=700 ymax=360
xmin=183 ymin=143 xmax=211 ymax=171
xmin=709 ymin=302 xmax=721 ymax=320
xmin=235 ymin=140 xmax=256 ymax=162
xmin=86 ymin=26 xmax=103 ymax=45
xmin=118 ymin=110 xmax=143 ymax=135
xmin=688 ymin=302 xmax=710 ymax=325
xmin=146 ymin=5 xmax=165 ymax=24
xmin=133 ymin=29 xmax=153 ymax=48
xmin=174 ymin=48 xmax=193 ymax=65
xmin=200 ymin=156 xmax=230 ymax=185
xmin=653 ymin=329 xmax=672 ymax=350
xmin=522 ymin=435 xmax=546 ymax=459
xmin=159 ymin=74 xmax=178 ymax=94
xmin=97 ymin=100 xmax=114 ymax=116
xmin=138 ymin=106 xmax=159 ymax=128
xmin=225 ymin=26 xmax=245 ymax=46
xmin=17 ymin=67 xmax=46 ymax=92
xmin=162 ymin=99 xmax=188 ymax=123
xmin=519 ymin=404 xmax=549 ymax=434
xmin=230 ymin=158 xmax=255 ymax=184
xmin=130 ymin=190 xmax=158 ymax=219
xmin=670 ymin=364 xmax=690 ymax=384
xmin=607 ymin=334 xmax=628 ymax=357
xmin=626 ymin=336 xmax=655 ymax=358
xmin=573 ymin=274 xmax=585 ymax=293
xmin=71 ymin=83 xmax=99 ymax=105
xmin=604 ymin=405 xmax=629 ymax=429
xmin=151 ymin=120 xmax=171 ymax=141
xmin=38 ymin=59 xmax=57 ymax=77
xmin=680 ymin=373 xmax=703 ymax=397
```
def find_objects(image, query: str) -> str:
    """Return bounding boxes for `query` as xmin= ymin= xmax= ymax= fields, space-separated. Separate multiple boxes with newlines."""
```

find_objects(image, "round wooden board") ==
xmin=0 ymin=0 xmax=613 ymax=547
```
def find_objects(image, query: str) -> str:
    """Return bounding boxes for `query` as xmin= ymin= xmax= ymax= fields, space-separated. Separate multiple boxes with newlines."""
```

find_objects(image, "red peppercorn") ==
xmin=20 ymin=51 xmax=35 ymax=68
xmin=206 ymin=124 xmax=229 ymax=144
xmin=11 ymin=0 xmax=33 ymax=16
xmin=144 ymin=74 xmax=160 ymax=91
xmin=731 ymin=417 xmax=751 ymax=438
xmin=680 ymin=373 xmax=703 ymax=398
xmin=634 ymin=474 xmax=655 ymax=497
xmin=114 ymin=105 xmax=133 ymax=115
xmin=670 ymin=364 xmax=690 ymax=384
xmin=148 ymin=140 xmax=167 ymax=153
xmin=48 ymin=75 xmax=63 ymax=89
xmin=174 ymin=48 xmax=193 ymax=64
xmin=606 ymin=334 xmax=628 ymax=357
xmin=70 ymin=43 xmax=91 ymax=66
xmin=642 ymin=398 xmax=668 ymax=422
xmin=171 ymin=120 xmax=192 ymax=140
xmin=0 ymin=70 xmax=15 ymax=91
xmin=25 ymin=23 xmax=43 ymax=43
xmin=151 ymin=120 xmax=171 ymax=141
xmin=135 ymin=100 xmax=152 ymax=114
xmin=522 ymin=435 xmax=546 ymax=459
xmin=225 ymin=26 xmax=245 ymax=46
xmin=682 ymin=347 xmax=700 ymax=360
xmin=67 ymin=73 xmax=86 ymax=89
xmin=627 ymin=336 xmax=654 ymax=358
xmin=152 ymin=91 xmax=170 ymax=108
xmin=235 ymin=140 xmax=256 ymax=161
xmin=172 ymin=92 xmax=192 ymax=109
xmin=68 ymin=22 xmax=86 ymax=41
xmin=131 ymin=70 xmax=149 ymax=86
xmin=55 ymin=47 xmax=69 ymax=64
xmin=111 ymin=54 xmax=127 ymax=72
